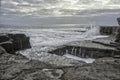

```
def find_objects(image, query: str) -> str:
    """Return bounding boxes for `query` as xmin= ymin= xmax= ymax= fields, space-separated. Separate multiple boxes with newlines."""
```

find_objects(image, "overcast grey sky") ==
xmin=0 ymin=0 xmax=120 ymax=26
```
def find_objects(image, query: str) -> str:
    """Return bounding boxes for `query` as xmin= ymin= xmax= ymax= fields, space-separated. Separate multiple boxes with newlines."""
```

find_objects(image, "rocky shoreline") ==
xmin=0 ymin=18 xmax=120 ymax=80
xmin=0 ymin=32 xmax=120 ymax=80
xmin=0 ymin=46 xmax=120 ymax=80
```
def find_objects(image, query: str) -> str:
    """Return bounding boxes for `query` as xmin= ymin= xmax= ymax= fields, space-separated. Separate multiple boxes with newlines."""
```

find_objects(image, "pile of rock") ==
xmin=0 ymin=33 xmax=31 ymax=54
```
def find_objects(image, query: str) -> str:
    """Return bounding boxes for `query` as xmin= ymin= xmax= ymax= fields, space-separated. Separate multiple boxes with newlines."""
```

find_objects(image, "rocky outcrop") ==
xmin=100 ymin=26 xmax=118 ymax=35
xmin=0 ymin=35 xmax=10 ymax=43
xmin=49 ymin=40 xmax=118 ymax=58
xmin=0 ymin=50 xmax=65 ymax=80
xmin=115 ymin=17 xmax=120 ymax=44
xmin=115 ymin=27 xmax=120 ymax=43
xmin=0 ymin=50 xmax=120 ymax=80
xmin=117 ymin=17 xmax=120 ymax=25
xmin=0 ymin=33 xmax=31 ymax=53
xmin=8 ymin=34 xmax=31 ymax=51
xmin=63 ymin=58 xmax=120 ymax=80
xmin=0 ymin=46 xmax=6 ymax=55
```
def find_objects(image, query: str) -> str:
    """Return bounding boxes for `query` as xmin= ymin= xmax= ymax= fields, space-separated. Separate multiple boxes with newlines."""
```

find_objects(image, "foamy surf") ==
xmin=0 ymin=25 xmax=108 ymax=63
xmin=64 ymin=54 xmax=95 ymax=63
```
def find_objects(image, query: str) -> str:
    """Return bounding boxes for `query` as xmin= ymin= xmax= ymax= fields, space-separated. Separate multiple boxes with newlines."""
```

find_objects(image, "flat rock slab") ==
xmin=0 ymin=51 xmax=120 ymax=80
xmin=63 ymin=58 xmax=120 ymax=80
xmin=66 ymin=40 xmax=116 ymax=51
xmin=0 ymin=53 xmax=64 ymax=80
xmin=20 ymin=51 xmax=85 ymax=67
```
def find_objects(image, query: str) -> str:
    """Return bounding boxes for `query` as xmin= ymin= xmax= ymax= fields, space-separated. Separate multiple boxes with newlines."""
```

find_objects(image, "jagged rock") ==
xmin=115 ymin=27 xmax=120 ymax=43
xmin=0 ymin=52 xmax=63 ymax=80
xmin=0 ymin=46 xmax=6 ymax=55
xmin=0 ymin=33 xmax=31 ymax=53
xmin=0 ymin=35 xmax=10 ymax=43
xmin=0 ymin=41 xmax=14 ymax=53
xmin=100 ymin=26 xmax=117 ymax=35
xmin=114 ymin=18 xmax=120 ymax=50
xmin=0 ymin=34 xmax=13 ymax=53
xmin=8 ymin=34 xmax=31 ymax=50
xmin=117 ymin=17 xmax=120 ymax=25
xmin=116 ymin=17 xmax=120 ymax=43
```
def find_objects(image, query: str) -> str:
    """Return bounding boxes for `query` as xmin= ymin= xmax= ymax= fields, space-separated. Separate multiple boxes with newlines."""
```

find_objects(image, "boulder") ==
xmin=8 ymin=34 xmax=31 ymax=50
xmin=114 ymin=18 xmax=120 ymax=50
xmin=13 ymin=37 xmax=31 ymax=50
xmin=117 ymin=17 xmax=120 ymax=25
xmin=100 ymin=26 xmax=117 ymax=35
xmin=0 ymin=35 xmax=10 ymax=43
xmin=0 ymin=33 xmax=31 ymax=53
xmin=0 ymin=41 xmax=14 ymax=53
xmin=115 ymin=27 xmax=120 ymax=43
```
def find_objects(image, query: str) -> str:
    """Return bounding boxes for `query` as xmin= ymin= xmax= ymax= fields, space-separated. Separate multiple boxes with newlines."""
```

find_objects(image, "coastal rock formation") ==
xmin=0 ymin=46 xmax=6 ymax=55
xmin=0 ymin=35 xmax=10 ymax=43
xmin=117 ymin=17 xmax=120 ymax=25
xmin=0 ymin=50 xmax=64 ymax=80
xmin=0 ymin=50 xmax=120 ymax=80
xmin=115 ymin=17 xmax=120 ymax=44
xmin=0 ymin=33 xmax=31 ymax=53
xmin=100 ymin=26 xmax=113 ymax=35
xmin=100 ymin=26 xmax=118 ymax=35
xmin=0 ymin=34 xmax=120 ymax=80
xmin=8 ymin=34 xmax=31 ymax=50
xmin=63 ymin=58 xmax=120 ymax=80
xmin=115 ymin=27 xmax=120 ymax=43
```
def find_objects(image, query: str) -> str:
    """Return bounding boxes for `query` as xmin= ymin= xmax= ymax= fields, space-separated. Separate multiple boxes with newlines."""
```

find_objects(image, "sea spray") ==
xmin=0 ymin=26 xmax=108 ymax=63
xmin=82 ymin=25 xmax=100 ymax=38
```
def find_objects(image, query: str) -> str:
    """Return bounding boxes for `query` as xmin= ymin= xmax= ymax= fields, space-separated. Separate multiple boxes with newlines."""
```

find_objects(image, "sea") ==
xmin=0 ymin=24 xmax=108 ymax=63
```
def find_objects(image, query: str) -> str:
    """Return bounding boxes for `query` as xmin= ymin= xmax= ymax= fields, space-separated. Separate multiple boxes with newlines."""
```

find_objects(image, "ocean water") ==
xmin=0 ymin=25 xmax=108 ymax=63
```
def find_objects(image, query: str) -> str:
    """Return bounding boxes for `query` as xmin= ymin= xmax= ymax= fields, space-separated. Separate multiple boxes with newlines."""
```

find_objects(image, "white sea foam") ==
xmin=64 ymin=54 xmax=95 ymax=63
xmin=0 ymin=26 xmax=108 ymax=62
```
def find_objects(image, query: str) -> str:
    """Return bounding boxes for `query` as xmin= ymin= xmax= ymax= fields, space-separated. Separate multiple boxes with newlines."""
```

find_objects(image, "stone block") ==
xmin=0 ymin=35 xmax=10 ymax=43
xmin=0 ymin=41 xmax=14 ymax=53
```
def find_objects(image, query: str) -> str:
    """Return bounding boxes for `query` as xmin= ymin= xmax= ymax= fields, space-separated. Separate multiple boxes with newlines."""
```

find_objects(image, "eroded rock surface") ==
xmin=0 ymin=49 xmax=120 ymax=80
xmin=0 ymin=52 xmax=65 ymax=80
xmin=63 ymin=58 xmax=120 ymax=80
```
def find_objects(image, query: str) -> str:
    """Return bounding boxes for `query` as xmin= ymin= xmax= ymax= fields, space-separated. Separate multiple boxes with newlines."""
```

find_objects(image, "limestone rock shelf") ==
xmin=0 ymin=47 xmax=120 ymax=80
xmin=49 ymin=40 xmax=119 ymax=58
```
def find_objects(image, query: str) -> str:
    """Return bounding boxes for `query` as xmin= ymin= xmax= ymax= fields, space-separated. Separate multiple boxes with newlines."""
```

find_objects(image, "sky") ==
xmin=0 ymin=0 xmax=120 ymax=26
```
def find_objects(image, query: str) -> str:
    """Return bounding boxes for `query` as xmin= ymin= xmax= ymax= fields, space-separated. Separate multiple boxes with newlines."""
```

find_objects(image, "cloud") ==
xmin=1 ymin=0 xmax=120 ymax=17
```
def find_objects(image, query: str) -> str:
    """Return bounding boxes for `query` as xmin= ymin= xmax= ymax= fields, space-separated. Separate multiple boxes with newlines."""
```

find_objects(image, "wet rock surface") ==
xmin=115 ymin=27 xmax=120 ymax=44
xmin=0 ymin=46 xmax=120 ymax=80
xmin=0 ymin=24 xmax=120 ymax=80
xmin=0 ymin=51 xmax=64 ymax=80
xmin=0 ymin=46 xmax=6 ymax=55
xmin=114 ymin=17 xmax=120 ymax=51
xmin=0 ymin=33 xmax=31 ymax=53
xmin=100 ymin=26 xmax=118 ymax=35
xmin=20 ymin=52 xmax=84 ymax=67
xmin=63 ymin=58 xmax=120 ymax=80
